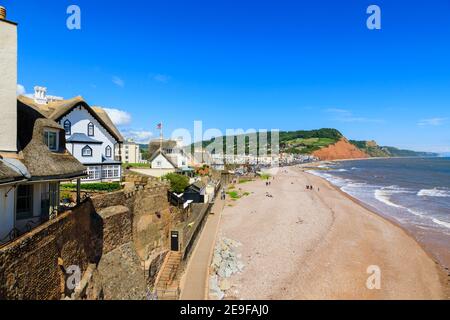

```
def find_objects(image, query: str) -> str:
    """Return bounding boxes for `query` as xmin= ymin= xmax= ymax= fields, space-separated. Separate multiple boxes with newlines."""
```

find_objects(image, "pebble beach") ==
xmin=211 ymin=166 xmax=448 ymax=300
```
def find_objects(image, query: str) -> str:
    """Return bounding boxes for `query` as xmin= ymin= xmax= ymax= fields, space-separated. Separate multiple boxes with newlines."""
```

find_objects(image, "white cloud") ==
xmin=122 ymin=129 xmax=153 ymax=144
xmin=17 ymin=84 xmax=26 ymax=96
xmin=150 ymin=73 xmax=171 ymax=83
xmin=418 ymin=117 xmax=447 ymax=127
xmin=103 ymin=108 xmax=132 ymax=126
xmin=112 ymin=76 xmax=125 ymax=87
xmin=325 ymin=108 xmax=384 ymax=123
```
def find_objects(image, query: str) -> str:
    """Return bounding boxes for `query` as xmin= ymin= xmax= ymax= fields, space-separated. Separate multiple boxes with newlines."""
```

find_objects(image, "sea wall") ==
xmin=0 ymin=173 xmax=194 ymax=300
xmin=0 ymin=200 xmax=103 ymax=300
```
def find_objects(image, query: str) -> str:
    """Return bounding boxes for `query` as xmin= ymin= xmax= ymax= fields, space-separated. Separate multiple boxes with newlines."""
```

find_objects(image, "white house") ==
xmin=0 ymin=7 xmax=86 ymax=244
xmin=22 ymin=93 xmax=125 ymax=183
xmin=59 ymin=104 xmax=124 ymax=182
xmin=149 ymin=138 xmax=189 ymax=170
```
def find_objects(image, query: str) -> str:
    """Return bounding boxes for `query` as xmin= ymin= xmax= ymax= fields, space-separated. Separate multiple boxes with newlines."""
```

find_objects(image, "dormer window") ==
xmin=63 ymin=120 xmax=71 ymax=135
xmin=44 ymin=129 xmax=59 ymax=151
xmin=105 ymin=145 xmax=112 ymax=158
xmin=88 ymin=122 xmax=95 ymax=136
xmin=82 ymin=145 xmax=93 ymax=157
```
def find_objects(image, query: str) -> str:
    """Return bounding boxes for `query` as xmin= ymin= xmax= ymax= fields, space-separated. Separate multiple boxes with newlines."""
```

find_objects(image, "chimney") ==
xmin=34 ymin=86 xmax=48 ymax=104
xmin=0 ymin=6 xmax=18 ymax=153
xmin=0 ymin=6 xmax=6 ymax=20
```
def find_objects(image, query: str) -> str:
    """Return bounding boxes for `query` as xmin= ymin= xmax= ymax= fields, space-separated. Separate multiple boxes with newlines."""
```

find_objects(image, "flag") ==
xmin=156 ymin=123 xmax=162 ymax=130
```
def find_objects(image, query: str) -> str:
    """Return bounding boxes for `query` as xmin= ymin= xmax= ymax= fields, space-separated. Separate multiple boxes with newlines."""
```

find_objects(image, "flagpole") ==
xmin=160 ymin=122 xmax=163 ymax=150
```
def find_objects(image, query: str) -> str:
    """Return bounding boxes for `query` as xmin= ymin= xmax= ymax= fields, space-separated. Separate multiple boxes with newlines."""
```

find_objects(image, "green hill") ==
xmin=280 ymin=128 xmax=343 ymax=154
xmin=349 ymin=140 xmax=438 ymax=158
xmin=194 ymin=128 xmax=343 ymax=155
xmin=192 ymin=129 xmax=437 ymax=159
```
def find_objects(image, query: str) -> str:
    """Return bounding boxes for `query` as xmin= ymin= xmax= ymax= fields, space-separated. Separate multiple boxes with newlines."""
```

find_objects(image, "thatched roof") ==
xmin=148 ymin=139 xmax=177 ymax=156
xmin=17 ymin=95 xmax=124 ymax=143
xmin=15 ymin=99 xmax=86 ymax=181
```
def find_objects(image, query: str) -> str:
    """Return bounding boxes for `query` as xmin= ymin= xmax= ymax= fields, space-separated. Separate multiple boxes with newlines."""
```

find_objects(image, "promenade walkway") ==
xmin=179 ymin=197 xmax=225 ymax=300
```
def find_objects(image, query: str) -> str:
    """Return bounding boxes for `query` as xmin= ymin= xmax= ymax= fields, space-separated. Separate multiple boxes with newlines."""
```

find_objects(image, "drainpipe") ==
xmin=76 ymin=178 xmax=81 ymax=205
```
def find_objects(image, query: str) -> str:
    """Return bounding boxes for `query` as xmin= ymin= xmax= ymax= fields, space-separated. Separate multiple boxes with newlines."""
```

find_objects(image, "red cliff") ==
xmin=312 ymin=138 xmax=369 ymax=161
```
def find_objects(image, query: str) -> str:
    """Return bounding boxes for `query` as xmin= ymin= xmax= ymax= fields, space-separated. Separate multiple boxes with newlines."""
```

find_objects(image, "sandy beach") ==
xmin=215 ymin=166 xmax=449 ymax=300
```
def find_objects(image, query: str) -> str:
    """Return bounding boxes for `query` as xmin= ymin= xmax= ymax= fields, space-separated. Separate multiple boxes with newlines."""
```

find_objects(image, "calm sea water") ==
xmin=310 ymin=157 xmax=450 ymax=265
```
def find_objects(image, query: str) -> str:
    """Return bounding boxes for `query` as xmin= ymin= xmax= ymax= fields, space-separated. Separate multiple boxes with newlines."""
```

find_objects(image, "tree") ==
xmin=163 ymin=173 xmax=190 ymax=193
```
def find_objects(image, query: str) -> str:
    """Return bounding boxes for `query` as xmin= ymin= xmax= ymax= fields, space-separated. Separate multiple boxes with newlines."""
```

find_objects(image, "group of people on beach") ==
xmin=306 ymin=185 xmax=319 ymax=192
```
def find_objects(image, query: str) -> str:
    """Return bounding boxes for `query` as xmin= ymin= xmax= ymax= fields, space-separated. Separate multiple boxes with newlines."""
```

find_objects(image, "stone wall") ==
xmin=0 ymin=200 xmax=103 ymax=300
xmin=0 ymin=173 xmax=184 ymax=300
xmin=97 ymin=205 xmax=132 ymax=255
xmin=90 ymin=180 xmax=174 ymax=261
xmin=132 ymin=184 xmax=174 ymax=260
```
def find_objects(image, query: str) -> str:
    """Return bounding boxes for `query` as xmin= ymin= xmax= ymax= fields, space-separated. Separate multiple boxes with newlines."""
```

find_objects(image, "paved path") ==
xmin=179 ymin=198 xmax=225 ymax=300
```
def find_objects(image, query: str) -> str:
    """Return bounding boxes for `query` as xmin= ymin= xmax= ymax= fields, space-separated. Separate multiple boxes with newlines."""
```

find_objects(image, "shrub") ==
xmin=122 ymin=163 xmax=150 ymax=169
xmin=61 ymin=182 xmax=122 ymax=192
xmin=163 ymin=173 xmax=190 ymax=193
xmin=60 ymin=191 xmax=74 ymax=202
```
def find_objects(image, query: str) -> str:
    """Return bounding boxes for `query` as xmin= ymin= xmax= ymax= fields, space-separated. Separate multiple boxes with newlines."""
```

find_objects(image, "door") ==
xmin=171 ymin=231 xmax=179 ymax=251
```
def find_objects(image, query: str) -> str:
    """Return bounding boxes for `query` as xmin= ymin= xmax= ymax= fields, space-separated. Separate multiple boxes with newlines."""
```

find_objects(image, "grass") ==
xmin=284 ymin=137 xmax=338 ymax=154
xmin=61 ymin=182 xmax=122 ymax=192
xmin=227 ymin=191 xmax=241 ymax=199
xmin=259 ymin=173 xmax=272 ymax=180
xmin=238 ymin=179 xmax=253 ymax=184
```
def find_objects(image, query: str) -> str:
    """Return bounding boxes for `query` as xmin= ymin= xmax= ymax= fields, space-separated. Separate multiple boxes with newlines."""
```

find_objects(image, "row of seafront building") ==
xmin=0 ymin=7 xmax=151 ymax=244
xmin=0 ymin=4 xmax=315 ymax=245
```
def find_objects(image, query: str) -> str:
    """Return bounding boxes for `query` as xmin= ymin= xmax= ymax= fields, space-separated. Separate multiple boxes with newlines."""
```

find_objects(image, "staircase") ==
xmin=154 ymin=251 xmax=182 ymax=300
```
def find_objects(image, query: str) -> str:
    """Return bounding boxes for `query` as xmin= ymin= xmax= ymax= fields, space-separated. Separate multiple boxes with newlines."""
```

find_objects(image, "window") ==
xmin=63 ymin=120 xmax=71 ymax=135
xmin=83 ymin=166 xmax=101 ymax=180
xmin=88 ymin=122 xmax=95 ymax=136
xmin=44 ymin=130 xmax=58 ymax=151
xmin=105 ymin=145 xmax=112 ymax=158
xmin=41 ymin=183 xmax=59 ymax=220
xmin=82 ymin=145 xmax=93 ymax=157
xmin=16 ymin=185 xmax=33 ymax=220
xmin=113 ymin=166 xmax=120 ymax=177
xmin=102 ymin=165 xmax=120 ymax=179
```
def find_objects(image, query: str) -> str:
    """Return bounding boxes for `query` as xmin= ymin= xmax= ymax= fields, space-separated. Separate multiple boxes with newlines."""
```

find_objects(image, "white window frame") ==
xmin=105 ymin=145 xmax=112 ymax=158
xmin=44 ymin=129 xmax=59 ymax=151
xmin=88 ymin=122 xmax=95 ymax=136
xmin=63 ymin=120 xmax=71 ymax=135
xmin=82 ymin=145 xmax=93 ymax=157
xmin=83 ymin=166 xmax=101 ymax=181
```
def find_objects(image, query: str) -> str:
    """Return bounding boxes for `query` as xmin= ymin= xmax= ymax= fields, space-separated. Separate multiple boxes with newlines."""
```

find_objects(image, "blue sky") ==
xmin=5 ymin=0 xmax=450 ymax=152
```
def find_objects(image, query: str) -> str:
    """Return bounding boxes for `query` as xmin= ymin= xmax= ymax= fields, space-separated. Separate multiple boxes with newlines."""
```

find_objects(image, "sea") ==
xmin=310 ymin=157 xmax=450 ymax=268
